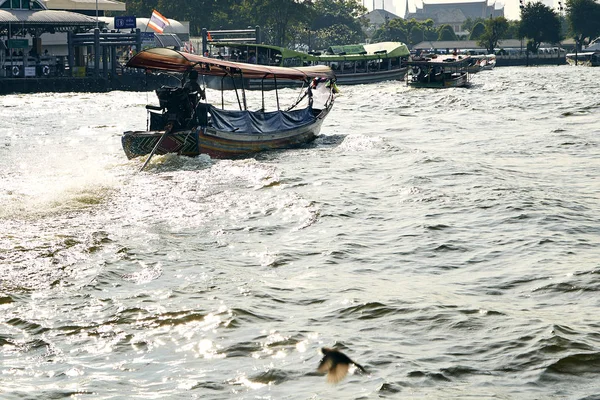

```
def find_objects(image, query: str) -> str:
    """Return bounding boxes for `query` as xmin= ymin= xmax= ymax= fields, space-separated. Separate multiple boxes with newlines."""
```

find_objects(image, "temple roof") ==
xmin=43 ymin=0 xmax=125 ymax=12
xmin=363 ymin=8 xmax=401 ymax=25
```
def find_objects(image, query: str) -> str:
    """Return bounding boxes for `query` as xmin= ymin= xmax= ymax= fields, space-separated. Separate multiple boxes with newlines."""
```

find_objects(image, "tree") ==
xmin=310 ymin=0 xmax=367 ymax=47
xmin=477 ymin=17 xmax=509 ymax=53
xmin=232 ymin=0 xmax=312 ymax=46
xmin=504 ymin=20 xmax=521 ymax=40
xmin=403 ymin=18 xmax=432 ymax=46
xmin=311 ymin=0 xmax=367 ymax=30
xmin=518 ymin=1 xmax=560 ymax=53
xmin=409 ymin=25 xmax=425 ymax=46
xmin=469 ymin=22 xmax=485 ymax=40
xmin=462 ymin=17 xmax=485 ymax=33
xmin=316 ymin=24 xmax=363 ymax=48
xmin=437 ymin=24 xmax=458 ymax=41
xmin=566 ymin=0 xmax=600 ymax=51
xmin=416 ymin=18 xmax=439 ymax=41
xmin=462 ymin=17 xmax=475 ymax=32
xmin=122 ymin=0 xmax=235 ymax=36
xmin=371 ymin=18 xmax=408 ymax=43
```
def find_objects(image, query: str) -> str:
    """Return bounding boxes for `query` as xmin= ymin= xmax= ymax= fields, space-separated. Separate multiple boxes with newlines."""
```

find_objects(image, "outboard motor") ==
xmin=145 ymin=86 xmax=192 ymax=130
xmin=155 ymin=86 xmax=194 ymax=127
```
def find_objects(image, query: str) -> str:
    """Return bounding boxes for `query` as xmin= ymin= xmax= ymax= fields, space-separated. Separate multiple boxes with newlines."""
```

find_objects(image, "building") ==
xmin=363 ymin=8 xmax=401 ymax=39
xmin=405 ymin=0 xmax=504 ymax=35
xmin=1 ymin=0 xmax=189 ymax=68
xmin=413 ymin=39 xmax=523 ymax=53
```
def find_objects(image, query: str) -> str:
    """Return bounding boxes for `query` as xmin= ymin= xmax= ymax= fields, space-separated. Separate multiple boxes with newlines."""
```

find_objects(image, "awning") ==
xmin=45 ymin=0 xmax=126 ymax=12
xmin=127 ymin=47 xmax=335 ymax=81
xmin=0 ymin=9 xmax=103 ymax=32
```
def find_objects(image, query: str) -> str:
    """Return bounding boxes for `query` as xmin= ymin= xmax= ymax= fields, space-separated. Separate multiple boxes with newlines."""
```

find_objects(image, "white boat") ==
xmin=566 ymin=38 xmax=600 ymax=66
xmin=467 ymin=54 xmax=496 ymax=73
xmin=122 ymin=48 xmax=336 ymax=165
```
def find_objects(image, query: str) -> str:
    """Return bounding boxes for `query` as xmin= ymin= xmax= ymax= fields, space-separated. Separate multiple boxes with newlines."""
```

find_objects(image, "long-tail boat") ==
xmin=122 ymin=47 xmax=336 ymax=168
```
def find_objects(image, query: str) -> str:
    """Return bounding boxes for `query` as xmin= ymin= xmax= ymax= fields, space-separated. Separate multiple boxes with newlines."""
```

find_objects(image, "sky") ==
xmin=362 ymin=0 xmax=560 ymax=21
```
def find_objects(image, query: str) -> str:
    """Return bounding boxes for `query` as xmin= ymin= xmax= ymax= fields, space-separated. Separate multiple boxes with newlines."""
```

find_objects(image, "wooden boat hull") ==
xmin=334 ymin=67 xmax=407 ymax=85
xmin=408 ymin=73 xmax=469 ymax=88
xmin=122 ymin=107 xmax=330 ymax=159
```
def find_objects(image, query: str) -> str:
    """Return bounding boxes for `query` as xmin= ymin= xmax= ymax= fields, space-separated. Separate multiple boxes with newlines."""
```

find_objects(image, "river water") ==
xmin=1 ymin=66 xmax=599 ymax=399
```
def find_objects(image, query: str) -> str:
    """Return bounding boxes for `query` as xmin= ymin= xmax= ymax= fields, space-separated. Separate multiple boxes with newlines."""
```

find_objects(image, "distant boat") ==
xmin=205 ymin=41 xmax=410 ymax=89
xmin=467 ymin=54 xmax=497 ymax=73
xmin=121 ymin=47 xmax=336 ymax=165
xmin=566 ymin=38 xmax=600 ymax=66
xmin=407 ymin=54 xmax=472 ymax=88
xmin=309 ymin=42 xmax=410 ymax=85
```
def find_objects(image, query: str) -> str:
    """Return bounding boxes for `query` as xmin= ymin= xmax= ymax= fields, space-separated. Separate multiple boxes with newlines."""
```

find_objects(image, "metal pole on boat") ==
xmin=274 ymin=75 xmax=280 ymax=110
xmin=221 ymin=77 xmax=224 ymax=109
xmin=241 ymin=71 xmax=248 ymax=110
xmin=261 ymin=78 xmax=265 ymax=111
xmin=228 ymin=71 xmax=243 ymax=110
xmin=139 ymin=123 xmax=174 ymax=172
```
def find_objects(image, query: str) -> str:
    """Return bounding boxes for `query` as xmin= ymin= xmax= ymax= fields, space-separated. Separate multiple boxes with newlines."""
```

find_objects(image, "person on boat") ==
xmin=182 ymin=69 xmax=208 ymax=126
xmin=183 ymin=69 xmax=206 ymax=103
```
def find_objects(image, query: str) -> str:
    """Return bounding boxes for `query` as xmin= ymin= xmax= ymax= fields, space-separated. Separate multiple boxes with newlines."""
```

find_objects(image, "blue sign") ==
xmin=142 ymin=32 xmax=155 ymax=42
xmin=114 ymin=16 xmax=136 ymax=30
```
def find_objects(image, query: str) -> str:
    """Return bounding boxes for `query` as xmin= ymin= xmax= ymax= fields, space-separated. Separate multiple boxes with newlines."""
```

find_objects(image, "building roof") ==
xmin=0 ymin=9 xmax=100 ymax=26
xmin=407 ymin=0 xmax=504 ymax=21
xmin=421 ymin=0 xmax=492 ymax=5
xmin=363 ymin=8 xmax=400 ymax=25
xmin=43 ymin=0 xmax=125 ymax=12
xmin=435 ymin=8 xmax=467 ymax=23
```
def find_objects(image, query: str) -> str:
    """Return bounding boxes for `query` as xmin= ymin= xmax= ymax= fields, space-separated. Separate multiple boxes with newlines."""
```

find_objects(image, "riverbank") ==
xmin=0 ymin=55 xmax=567 ymax=94
xmin=495 ymin=55 xmax=565 ymax=67
xmin=0 ymin=72 xmax=180 ymax=95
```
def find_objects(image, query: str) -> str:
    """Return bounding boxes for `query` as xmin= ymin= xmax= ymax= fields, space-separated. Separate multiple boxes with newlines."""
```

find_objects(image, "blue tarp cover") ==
xmin=209 ymin=106 xmax=315 ymax=134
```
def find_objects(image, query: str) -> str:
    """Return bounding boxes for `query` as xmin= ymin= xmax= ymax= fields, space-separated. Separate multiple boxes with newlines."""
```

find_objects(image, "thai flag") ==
xmin=184 ymin=41 xmax=195 ymax=54
xmin=148 ymin=10 xmax=169 ymax=33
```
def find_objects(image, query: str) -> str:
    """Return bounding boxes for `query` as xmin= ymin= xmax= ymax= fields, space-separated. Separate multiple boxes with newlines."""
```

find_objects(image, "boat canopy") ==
xmin=326 ymin=44 xmax=367 ymax=55
xmin=127 ymin=47 xmax=334 ymax=80
xmin=314 ymin=41 xmax=409 ymax=62
xmin=210 ymin=42 xmax=309 ymax=60
xmin=209 ymin=105 xmax=315 ymax=134
xmin=408 ymin=54 xmax=471 ymax=66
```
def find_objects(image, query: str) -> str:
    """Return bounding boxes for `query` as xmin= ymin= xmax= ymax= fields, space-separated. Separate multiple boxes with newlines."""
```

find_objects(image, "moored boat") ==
xmin=122 ymin=47 xmax=336 ymax=166
xmin=566 ymin=38 xmax=600 ymax=66
xmin=309 ymin=42 xmax=410 ymax=85
xmin=205 ymin=41 xmax=410 ymax=89
xmin=407 ymin=54 xmax=471 ymax=88
xmin=467 ymin=54 xmax=497 ymax=73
